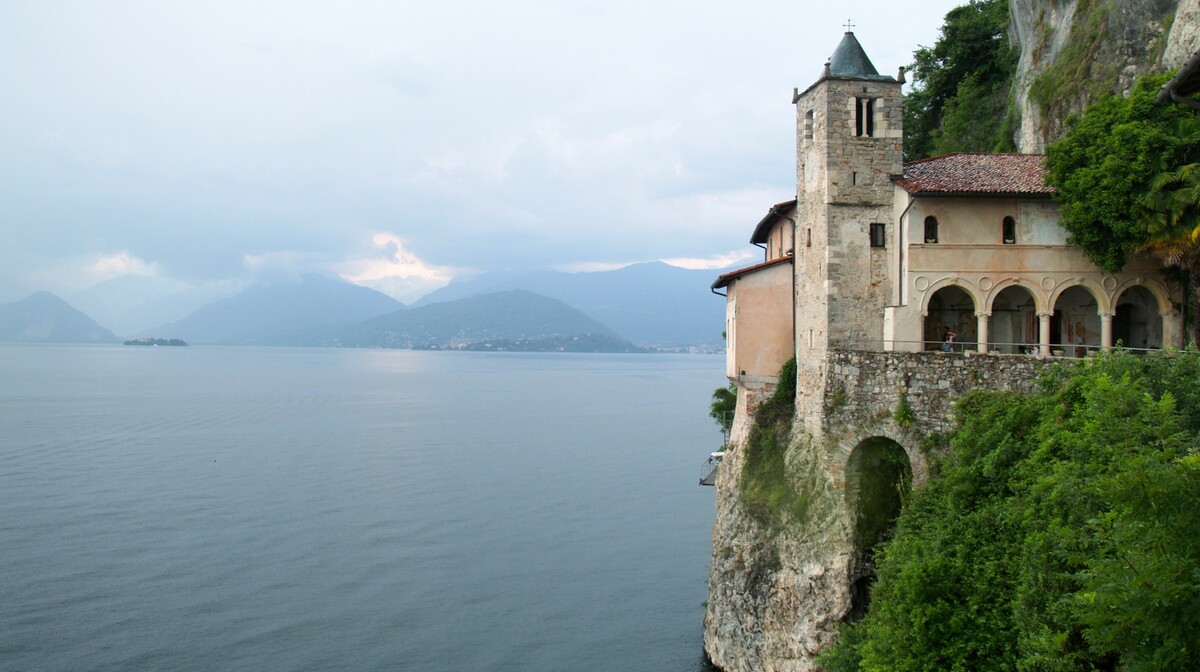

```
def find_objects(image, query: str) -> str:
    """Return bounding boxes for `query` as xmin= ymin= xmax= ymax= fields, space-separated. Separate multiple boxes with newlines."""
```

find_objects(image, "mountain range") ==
xmin=0 ymin=262 xmax=733 ymax=351
xmin=152 ymin=274 xmax=403 ymax=345
xmin=416 ymin=261 xmax=727 ymax=347
xmin=284 ymin=290 xmax=641 ymax=352
xmin=0 ymin=292 xmax=120 ymax=344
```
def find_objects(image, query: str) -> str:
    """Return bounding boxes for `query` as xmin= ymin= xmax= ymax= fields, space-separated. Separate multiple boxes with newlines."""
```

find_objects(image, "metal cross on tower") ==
xmin=844 ymin=19 xmax=855 ymax=32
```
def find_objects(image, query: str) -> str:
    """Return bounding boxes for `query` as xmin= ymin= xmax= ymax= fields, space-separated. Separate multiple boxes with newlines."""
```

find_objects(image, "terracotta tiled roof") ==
xmin=897 ymin=153 xmax=1053 ymax=196
xmin=711 ymin=256 xmax=793 ymax=290
xmin=750 ymin=199 xmax=797 ymax=245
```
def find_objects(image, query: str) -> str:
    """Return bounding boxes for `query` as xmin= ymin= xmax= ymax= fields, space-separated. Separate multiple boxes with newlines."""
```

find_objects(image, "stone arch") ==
xmin=844 ymin=435 xmax=913 ymax=622
xmin=985 ymin=281 xmax=1041 ymax=354
xmin=1114 ymin=283 xmax=1166 ymax=351
xmin=1048 ymin=278 xmax=1111 ymax=314
xmin=983 ymin=277 xmax=1048 ymax=314
xmin=920 ymin=279 xmax=981 ymax=349
xmin=1051 ymin=282 xmax=1105 ymax=356
xmin=1112 ymin=277 xmax=1174 ymax=317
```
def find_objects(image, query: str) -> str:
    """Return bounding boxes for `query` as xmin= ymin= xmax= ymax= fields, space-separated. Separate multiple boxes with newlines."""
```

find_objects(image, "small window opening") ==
xmin=852 ymin=171 xmax=859 ymax=186
xmin=1003 ymin=216 xmax=1016 ymax=244
xmin=870 ymin=223 xmax=886 ymax=248
xmin=804 ymin=109 xmax=814 ymax=140
xmin=924 ymin=216 xmax=939 ymax=244
xmin=806 ymin=228 xmax=812 ymax=247
xmin=855 ymin=98 xmax=875 ymax=137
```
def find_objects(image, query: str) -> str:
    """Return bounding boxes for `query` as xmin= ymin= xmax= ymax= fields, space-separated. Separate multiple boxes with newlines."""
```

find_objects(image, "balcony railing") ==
xmin=827 ymin=338 xmax=1164 ymax=358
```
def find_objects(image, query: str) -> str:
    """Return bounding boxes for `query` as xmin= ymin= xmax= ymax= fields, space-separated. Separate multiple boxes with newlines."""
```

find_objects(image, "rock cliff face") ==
xmin=704 ymin=352 xmax=1049 ymax=671
xmin=1011 ymin=0 xmax=1190 ymax=153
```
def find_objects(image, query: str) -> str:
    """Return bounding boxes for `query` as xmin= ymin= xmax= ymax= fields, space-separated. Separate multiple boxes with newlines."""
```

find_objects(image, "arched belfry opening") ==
xmin=845 ymin=437 xmax=912 ymax=622
xmin=923 ymin=286 xmax=975 ymax=349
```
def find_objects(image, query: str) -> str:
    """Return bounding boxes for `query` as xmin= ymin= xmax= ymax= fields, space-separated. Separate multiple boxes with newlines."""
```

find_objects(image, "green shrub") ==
xmin=738 ymin=358 xmax=802 ymax=525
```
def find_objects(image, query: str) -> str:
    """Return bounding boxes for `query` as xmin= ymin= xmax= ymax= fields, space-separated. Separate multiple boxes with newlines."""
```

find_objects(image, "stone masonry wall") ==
xmin=824 ymin=349 xmax=1052 ymax=436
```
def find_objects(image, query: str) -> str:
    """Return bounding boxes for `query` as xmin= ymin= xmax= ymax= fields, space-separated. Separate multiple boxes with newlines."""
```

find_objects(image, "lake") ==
xmin=0 ymin=345 xmax=723 ymax=671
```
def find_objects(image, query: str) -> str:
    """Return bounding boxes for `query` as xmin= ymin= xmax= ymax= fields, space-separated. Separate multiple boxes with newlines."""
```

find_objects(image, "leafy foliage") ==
xmin=820 ymin=350 xmax=1200 ymax=671
xmin=903 ymin=0 xmax=1017 ymax=160
xmin=710 ymin=383 xmax=737 ymax=436
xmin=1044 ymin=74 xmax=1200 ymax=273
xmin=738 ymin=358 xmax=801 ymax=524
xmin=892 ymin=390 xmax=914 ymax=428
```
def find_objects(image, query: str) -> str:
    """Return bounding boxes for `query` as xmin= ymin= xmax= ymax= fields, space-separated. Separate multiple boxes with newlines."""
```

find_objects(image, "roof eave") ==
xmin=711 ymin=256 xmax=794 ymax=290
xmin=749 ymin=200 xmax=798 ymax=244
xmin=896 ymin=187 xmax=1056 ymax=200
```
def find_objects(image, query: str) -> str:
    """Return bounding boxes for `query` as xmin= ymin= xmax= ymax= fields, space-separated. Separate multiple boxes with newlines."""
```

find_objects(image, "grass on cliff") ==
xmin=738 ymin=358 xmax=805 ymax=525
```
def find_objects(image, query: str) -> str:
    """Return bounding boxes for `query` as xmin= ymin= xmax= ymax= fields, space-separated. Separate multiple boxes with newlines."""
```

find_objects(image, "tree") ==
xmin=709 ymin=383 xmax=736 ymax=436
xmin=1045 ymin=75 xmax=1198 ymax=271
xmin=1045 ymin=74 xmax=1200 ymax=338
xmin=903 ymin=0 xmax=1017 ymax=160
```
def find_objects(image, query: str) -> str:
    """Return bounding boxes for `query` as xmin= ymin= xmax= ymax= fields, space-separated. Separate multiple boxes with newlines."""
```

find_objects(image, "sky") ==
xmin=1 ymin=0 xmax=965 ymax=304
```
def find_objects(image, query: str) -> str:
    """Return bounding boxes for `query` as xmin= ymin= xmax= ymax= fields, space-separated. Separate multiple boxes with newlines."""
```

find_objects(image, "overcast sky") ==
xmin=2 ymin=1 xmax=963 ymax=303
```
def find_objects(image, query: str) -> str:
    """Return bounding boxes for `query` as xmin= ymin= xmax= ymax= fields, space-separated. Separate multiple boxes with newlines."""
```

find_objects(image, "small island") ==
xmin=124 ymin=338 xmax=188 ymax=347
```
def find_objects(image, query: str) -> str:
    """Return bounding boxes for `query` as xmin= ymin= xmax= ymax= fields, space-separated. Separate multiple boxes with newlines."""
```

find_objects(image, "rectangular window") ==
xmin=870 ymin=222 xmax=886 ymax=248
xmin=804 ymin=109 xmax=814 ymax=140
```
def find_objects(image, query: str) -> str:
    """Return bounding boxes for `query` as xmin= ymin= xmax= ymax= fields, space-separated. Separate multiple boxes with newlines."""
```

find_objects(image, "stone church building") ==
xmin=713 ymin=30 xmax=1182 ymax=409
xmin=703 ymin=31 xmax=1186 ymax=672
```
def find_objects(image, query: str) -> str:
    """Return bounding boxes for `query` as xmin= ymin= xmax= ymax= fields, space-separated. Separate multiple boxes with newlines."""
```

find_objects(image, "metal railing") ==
xmin=699 ymin=453 xmax=723 ymax=486
xmin=826 ymin=338 xmax=1167 ymax=358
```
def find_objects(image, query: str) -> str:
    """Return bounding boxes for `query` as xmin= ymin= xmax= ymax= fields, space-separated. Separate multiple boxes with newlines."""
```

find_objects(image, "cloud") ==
xmin=85 ymin=251 xmax=161 ymax=279
xmin=553 ymin=260 xmax=639 ymax=273
xmin=339 ymin=232 xmax=457 ymax=303
xmin=0 ymin=1 xmax=964 ymax=301
xmin=660 ymin=251 xmax=756 ymax=270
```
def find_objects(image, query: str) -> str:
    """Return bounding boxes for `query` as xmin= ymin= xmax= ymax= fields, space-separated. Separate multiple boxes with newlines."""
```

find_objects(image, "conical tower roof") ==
xmin=827 ymin=31 xmax=894 ymax=81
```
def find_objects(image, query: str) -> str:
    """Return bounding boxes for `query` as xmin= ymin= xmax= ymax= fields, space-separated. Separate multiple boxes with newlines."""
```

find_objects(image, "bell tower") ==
xmin=791 ymin=31 xmax=904 ymax=429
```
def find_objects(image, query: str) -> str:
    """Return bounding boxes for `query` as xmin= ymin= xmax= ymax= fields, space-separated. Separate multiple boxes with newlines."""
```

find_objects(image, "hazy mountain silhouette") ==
xmin=151 ymin=274 xmax=404 ymax=344
xmin=414 ymin=261 xmax=730 ymax=347
xmin=285 ymin=289 xmax=640 ymax=352
xmin=0 ymin=292 xmax=120 ymax=343
xmin=70 ymin=275 xmax=242 ymax=337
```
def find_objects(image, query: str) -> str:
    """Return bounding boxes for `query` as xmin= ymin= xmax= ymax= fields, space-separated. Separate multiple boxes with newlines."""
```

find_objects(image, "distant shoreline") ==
xmin=124 ymin=338 xmax=187 ymax=347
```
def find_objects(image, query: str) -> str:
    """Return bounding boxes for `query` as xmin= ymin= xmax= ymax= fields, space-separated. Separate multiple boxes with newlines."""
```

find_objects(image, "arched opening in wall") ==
xmin=1053 ymin=285 xmax=1101 ymax=357
xmin=923 ymin=285 xmax=975 ymax=350
xmin=1114 ymin=285 xmax=1163 ymax=351
xmin=845 ymin=437 xmax=911 ymax=622
xmin=923 ymin=216 xmax=939 ymax=243
xmin=990 ymin=285 xmax=1038 ymax=354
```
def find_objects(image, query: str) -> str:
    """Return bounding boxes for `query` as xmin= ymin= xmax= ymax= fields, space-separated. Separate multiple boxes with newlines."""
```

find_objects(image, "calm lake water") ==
xmin=0 ymin=344 xmax=723 ymax=671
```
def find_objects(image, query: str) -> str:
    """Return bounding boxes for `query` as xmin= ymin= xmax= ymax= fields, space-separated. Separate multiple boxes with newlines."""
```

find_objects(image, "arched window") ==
xmin=924 ymin=216 xmax=938 ymax=244
xmin=1002 ymin=216 xmax=1016 ymax=244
